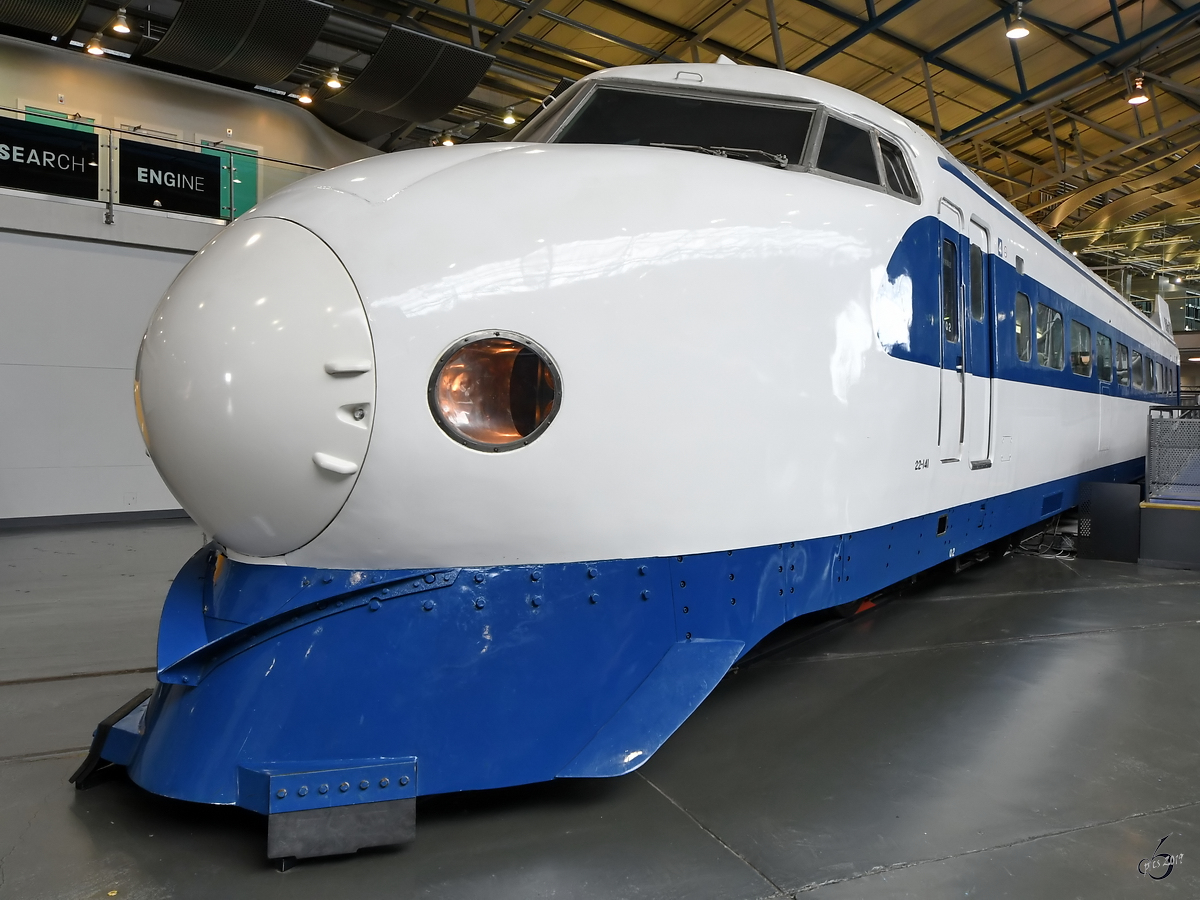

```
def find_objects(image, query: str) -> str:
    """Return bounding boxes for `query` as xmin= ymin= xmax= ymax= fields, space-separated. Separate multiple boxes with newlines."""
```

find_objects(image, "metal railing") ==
xmin=1148 ymin=406 xmax=1200 ymax=504
xmin=0 ymin=104 xmax=324 ymax=223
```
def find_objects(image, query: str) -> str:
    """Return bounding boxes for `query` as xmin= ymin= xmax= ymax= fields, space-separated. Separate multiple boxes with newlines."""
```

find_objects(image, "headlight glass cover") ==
xmin=429 ymin=331 xmax=561 ymax=451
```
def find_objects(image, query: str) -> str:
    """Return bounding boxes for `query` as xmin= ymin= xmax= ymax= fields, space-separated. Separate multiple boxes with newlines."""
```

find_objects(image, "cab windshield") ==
xmin=550 ymin=86 xmax=813 ymax=167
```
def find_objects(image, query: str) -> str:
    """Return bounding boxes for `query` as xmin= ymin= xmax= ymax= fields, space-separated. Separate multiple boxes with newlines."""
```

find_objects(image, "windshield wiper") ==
xmin=647 ymin=142 xmax=790 ymax=169
xmin=710 ymin=147 xmax=790 ymax=169
xmin=649 ymin=142 xmax=728 ymax=157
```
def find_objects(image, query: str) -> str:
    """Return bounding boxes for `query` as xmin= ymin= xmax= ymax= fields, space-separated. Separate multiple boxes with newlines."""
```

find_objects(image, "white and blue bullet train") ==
xmin=86 ymin=62 xmax=1179 ymax=860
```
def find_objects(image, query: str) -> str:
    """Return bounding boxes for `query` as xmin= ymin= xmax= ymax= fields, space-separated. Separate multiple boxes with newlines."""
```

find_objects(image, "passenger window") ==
xmin=1132 ymin=350 xmax=1144 ymax=389
xmin=878 ymin=137 xmax=917 ymax=198
xmin=1069 ymin=321 xmax=1092 ymax=376
xmin=817 ymin=117 xmax=881 ymax=185
xmin=942 ymin=239 xmax=959 ymax=343
xmin=969 ymin=244 xmax=985 ymax=322
xmin=1015 ymin=292 xmax=1032 ymax=361
xmin=1116 ymin=343 xmax=1130 ymax=385
xmin=1156 ymin=361 xmax=1164 ymax=392
xmin=1036 ymin=303 xmax=1064 ymax=369
xmin=1097 ymin=333 xmax=1112 ymax=382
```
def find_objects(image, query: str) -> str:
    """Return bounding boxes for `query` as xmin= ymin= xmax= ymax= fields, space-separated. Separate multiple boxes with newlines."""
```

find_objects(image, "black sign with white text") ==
xmin=119 ymin=139 xmax=221 ymax=217
xmin=0 ymin=116 xmax=99 ymax=200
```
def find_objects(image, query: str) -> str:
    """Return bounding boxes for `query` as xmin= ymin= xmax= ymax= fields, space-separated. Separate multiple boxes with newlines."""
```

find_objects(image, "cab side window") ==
xmin=878 ymin=137 xmax=917 ymax=199
xmin=1015 ymin=292 xmax=1032 ymax=362
xmin=817 ymin=117 xmax=881 ymax=185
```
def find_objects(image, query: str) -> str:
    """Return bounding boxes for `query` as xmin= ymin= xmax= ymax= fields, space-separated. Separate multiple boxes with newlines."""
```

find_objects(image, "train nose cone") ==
xmin=135 ymin=217 xmax=375 ymax=558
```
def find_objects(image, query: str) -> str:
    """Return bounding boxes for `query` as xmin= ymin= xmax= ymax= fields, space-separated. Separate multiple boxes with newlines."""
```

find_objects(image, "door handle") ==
xmin=955 ymin=357 xmax=963 ymax=374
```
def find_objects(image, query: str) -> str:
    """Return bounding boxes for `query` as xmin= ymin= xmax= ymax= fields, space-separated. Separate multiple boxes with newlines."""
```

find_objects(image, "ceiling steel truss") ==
xmin=6 ymin=0 xmax=1200 ymax=286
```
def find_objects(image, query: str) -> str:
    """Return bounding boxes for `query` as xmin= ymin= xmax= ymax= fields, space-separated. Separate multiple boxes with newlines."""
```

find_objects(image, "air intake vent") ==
xmin=142 ymin=0 xmax=330 ymax=85
xmin=311 ymin=104 xmax=407 ymax=144
xmin=326 ymin=25 xmax=493 ymax=123
xmin=0 ymin=0 xmax=87 ymax=34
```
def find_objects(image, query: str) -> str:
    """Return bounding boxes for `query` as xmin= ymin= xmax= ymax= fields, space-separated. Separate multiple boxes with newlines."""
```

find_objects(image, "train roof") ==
xmin=578 ymin=62 xmax=1174 ymax=345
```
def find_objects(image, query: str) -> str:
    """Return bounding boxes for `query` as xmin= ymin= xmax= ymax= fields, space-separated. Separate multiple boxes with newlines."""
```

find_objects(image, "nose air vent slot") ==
xmin=324 ymin=360 xmax=373 ymax=376
xmin=313 ymin=452 xmax=360 ymax=475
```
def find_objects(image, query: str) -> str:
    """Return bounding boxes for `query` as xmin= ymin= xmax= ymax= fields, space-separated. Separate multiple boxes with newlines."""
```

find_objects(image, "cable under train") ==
xmin=74 ymin=61 xmax=1180 ymax=865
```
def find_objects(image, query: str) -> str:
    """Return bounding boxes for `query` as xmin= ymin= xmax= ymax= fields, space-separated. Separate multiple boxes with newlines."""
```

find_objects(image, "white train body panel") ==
xmin=137 ymin=63 xmax=1176 ymax=571
xmin=113 ymin=61 xmax=1182 ymax=838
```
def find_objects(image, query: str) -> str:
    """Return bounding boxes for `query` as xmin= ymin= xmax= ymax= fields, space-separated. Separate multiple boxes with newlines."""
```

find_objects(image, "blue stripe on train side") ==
xmin=118 ymin=456 xmax=1144 ymax=808
xmin=936 ymin=155 xmax=1180 ymax=400
xmin=886 ymin=214 xmax=1178 ymax=401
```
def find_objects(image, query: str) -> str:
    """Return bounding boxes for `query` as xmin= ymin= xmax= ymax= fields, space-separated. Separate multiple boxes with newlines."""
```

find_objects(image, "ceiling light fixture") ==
xmin=86 ymin=33 xmax=104 ymax=55
xmin=112 ymin=8 xmax=131 ymax=34
xmin=502 ymin=107 xmax=516 ymax=126
xmin=1005 ymin=3 xmax=1029 ymax=39
xmin=297 ymin=86 xmax=313 ymax=104
xmin=326 ymin=67 xmax=342 ymax=89
xmin=441 ymin=133 xmax=455 ymax=146
xmin=1128 ymin=74 xmax=1150 ymax=105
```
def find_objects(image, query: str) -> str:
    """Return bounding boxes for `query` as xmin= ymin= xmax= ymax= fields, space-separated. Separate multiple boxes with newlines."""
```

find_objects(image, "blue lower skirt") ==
xmin=102 ymin=457 xmax=1143 ymax=816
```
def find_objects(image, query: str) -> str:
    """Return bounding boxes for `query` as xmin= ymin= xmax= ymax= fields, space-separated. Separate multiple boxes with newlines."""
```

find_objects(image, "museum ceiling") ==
xmin=6 ymin=0 xmax=1200 ymax=290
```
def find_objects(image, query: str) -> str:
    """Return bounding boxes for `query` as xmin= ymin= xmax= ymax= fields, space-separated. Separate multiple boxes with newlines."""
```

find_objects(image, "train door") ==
xmin=965 ymin=220 xmax=994 ymax=467
xmin=1097 ymin=327 xmax=1114 ymax=452
xmin=938 ymin=200 xmax=964 ymax=461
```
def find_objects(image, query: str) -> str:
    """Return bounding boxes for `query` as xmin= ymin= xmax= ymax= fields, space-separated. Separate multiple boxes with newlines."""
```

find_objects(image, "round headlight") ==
xmin=429 ymin=331 xmax=561 ymax=452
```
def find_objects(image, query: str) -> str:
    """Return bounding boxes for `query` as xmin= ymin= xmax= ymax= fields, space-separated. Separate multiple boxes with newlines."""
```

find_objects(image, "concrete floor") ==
xmin=3 ymin=521 xmax=1200 ymax=898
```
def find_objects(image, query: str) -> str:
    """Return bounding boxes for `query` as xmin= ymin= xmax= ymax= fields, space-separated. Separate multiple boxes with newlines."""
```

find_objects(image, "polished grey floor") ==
xmin=3 ymin=521 xmax=1200 ymax=898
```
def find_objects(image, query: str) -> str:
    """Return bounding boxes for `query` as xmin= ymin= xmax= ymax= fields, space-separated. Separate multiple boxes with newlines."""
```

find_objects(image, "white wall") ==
xmin=0 ymin=227 xmax=191 ymax=519
xmin=0 ymin=35 xmax=377 ymax=522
